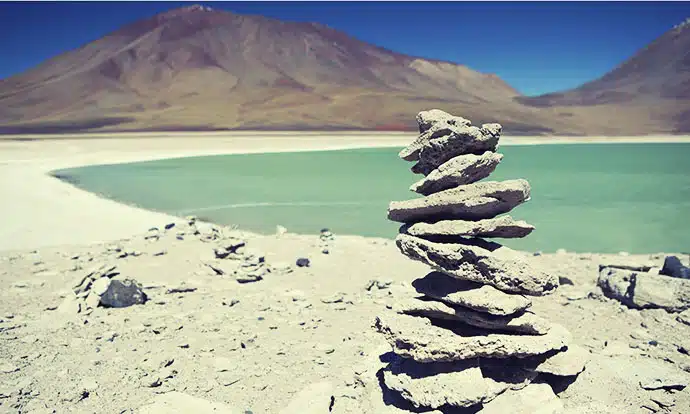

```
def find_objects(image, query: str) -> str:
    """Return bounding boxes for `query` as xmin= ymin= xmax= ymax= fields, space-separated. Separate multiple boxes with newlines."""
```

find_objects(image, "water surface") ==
xmin=53 ymin=143 xmax=690 ymax=254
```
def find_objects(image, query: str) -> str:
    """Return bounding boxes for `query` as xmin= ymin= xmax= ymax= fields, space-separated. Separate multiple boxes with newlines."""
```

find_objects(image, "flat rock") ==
xmin=639 ymin=365 xmax=689 ymax=391
xmin=480 ymin=382 xmax=564 ymax=414
xmin=99 ymin=279 xmax=147 ymax=308
xmin=402 ymin=215 xmax=534 ymax=240
xmin=394 ymin=298 xmax=550 ymax=335
xmin=532 ymin=344 xmax=589 ymax=376
xmin=389 ymin=179 xmax=530 ymax=223
xmin=410 ymin=152 xmax=503 ymax=195
xmin=374 ymin=314 xmax=570 ymax=362
xmin=382 ymin=356 xmax=536 ymax=409
xmin=397 ymin=234 xmax=558 ymax=296
xmin=412 ymin=272 xmax=532 ymax=316
xmin=598 ymin=267 xmax=690 ymax=311
xmin=136 ymin=391 xmax=238 ymax=413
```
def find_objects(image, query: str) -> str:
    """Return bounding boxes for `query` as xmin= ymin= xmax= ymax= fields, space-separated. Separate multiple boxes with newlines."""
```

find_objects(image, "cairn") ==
xmin=374 ymin=109 xmax=587 ymax=410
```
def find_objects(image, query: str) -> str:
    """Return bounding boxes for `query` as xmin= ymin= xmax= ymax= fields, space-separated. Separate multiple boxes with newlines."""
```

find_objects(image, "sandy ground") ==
xmin=1 ymin=132 xmax=690 ymax=413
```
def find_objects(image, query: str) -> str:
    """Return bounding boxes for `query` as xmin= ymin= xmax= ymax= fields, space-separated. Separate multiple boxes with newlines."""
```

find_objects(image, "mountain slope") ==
xmin=517 ymin=19 xmax=690 ymax=132
xmin=0 ymin=5 xmax=688 ymax=135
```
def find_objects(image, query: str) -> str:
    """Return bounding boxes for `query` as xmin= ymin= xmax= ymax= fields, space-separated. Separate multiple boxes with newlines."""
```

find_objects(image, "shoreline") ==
xmin=1 ymin=133 xmax=689 ymax=253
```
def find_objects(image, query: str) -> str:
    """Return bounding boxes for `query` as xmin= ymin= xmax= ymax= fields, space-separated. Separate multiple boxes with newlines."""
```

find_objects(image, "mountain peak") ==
xmin=673 ymin=17 xmax=690 ymax=31
xmin=159 ymin=4 xmax=215 ymax=18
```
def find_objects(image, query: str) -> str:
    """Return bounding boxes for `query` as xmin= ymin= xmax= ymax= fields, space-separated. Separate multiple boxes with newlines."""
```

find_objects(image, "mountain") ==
xmin=0 ymin=5 xmax=688 ymax=135
xmin=518 ymin=18 xmax=690 ymax=134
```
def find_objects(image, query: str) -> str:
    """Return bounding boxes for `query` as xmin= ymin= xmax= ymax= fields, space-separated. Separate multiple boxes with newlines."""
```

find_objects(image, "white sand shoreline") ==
xmin=1 ymin=132 xmax=689 ymax=253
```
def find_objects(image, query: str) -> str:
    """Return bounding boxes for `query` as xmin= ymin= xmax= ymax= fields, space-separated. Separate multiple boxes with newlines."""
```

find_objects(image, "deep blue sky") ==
xmin=1 ymin=1 xmax=688 ymax=96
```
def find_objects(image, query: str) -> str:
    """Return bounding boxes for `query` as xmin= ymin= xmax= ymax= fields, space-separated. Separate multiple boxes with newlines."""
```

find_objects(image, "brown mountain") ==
xmin=0 ymin=5 xmax=687 ymax=135
xmin=518 ymin=18 xmax=690 ymax=134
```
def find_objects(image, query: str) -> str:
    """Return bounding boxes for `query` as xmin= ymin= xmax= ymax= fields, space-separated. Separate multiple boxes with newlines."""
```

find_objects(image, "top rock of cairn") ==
xmin=374 ymin=109 xmax=585 ymax=411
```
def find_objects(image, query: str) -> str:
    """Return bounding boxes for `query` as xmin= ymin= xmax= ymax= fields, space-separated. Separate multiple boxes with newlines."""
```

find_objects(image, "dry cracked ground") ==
xmin=1 ymin=219 xmax=689 ymax=413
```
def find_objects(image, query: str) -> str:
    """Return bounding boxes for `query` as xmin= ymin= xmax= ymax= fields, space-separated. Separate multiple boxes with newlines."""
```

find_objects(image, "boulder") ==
xmin=99 ymin=279 xmax=147 ymax=308
xmin=660 ymin=255 xmax=690 ymax=280
xmin=412 ymin=272 xmax=533 ymax=316
xmin=598 ymin=267 xmax=690 ymax=312
xmin=401 ymin=215 xmax=534 ymax=240
xmin=410 ymin=151 xmax=503 ymax=195
xmin=394 ymin=298 xmax=551 ymax=335
xmin=389 ymin=179 xmax=530 ymax=223
xmin=373 ymin=315 xmax=570 ymax=363
xmin=396 ymin=234 xmax=558 ymax=296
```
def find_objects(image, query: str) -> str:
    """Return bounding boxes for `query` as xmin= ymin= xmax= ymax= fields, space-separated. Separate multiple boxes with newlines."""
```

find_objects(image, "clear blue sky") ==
xmin=1 ymin=1 xmax=688 ymax=96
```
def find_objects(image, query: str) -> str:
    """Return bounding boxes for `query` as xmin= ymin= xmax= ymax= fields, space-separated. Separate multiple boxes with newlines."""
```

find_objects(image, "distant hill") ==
xmin=0 ymin=5 xmax=688 ymax=135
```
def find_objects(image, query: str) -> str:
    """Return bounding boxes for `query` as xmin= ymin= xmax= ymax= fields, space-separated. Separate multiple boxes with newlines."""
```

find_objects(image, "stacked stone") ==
xmin=374 ymin=109 xmax=587 ymax=411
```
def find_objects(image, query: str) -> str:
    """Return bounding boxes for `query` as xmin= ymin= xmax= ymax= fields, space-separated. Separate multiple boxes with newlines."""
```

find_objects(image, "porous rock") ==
xmin=402 ymin=215 xmax=534 ymax=240
xmin=397 ymin=234 xmax=558 ymax=296
xmin=415 ymin=109 xmax=471 ymax=134
xmin=394 ymin=298 xmax=550 ymax=335
xmin=389 ymin=179 xmax=530 ymax=223
xmin=412 ymin=272 xmax=532 ymax=316
xmin=382 ymin=355 xmax=536 ymax=409
xmin=410 ymin=151 xmax=504 ymax=195
xmin=373 ymin=314 xmax=570 ymax=362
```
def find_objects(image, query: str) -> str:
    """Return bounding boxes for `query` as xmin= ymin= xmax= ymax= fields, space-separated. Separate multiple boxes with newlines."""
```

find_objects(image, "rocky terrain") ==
xmin=0 ymin=218 xmax=689 ymax=413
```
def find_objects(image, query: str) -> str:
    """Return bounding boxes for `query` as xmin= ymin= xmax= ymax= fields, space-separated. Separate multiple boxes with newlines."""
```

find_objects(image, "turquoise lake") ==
xmin=52 ymin=143 xmax=690 ymax=254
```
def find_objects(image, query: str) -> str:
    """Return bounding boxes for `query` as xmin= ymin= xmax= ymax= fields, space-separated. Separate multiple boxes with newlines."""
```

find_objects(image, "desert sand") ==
xmin=1 ymin=132 xmax=690 ymax=413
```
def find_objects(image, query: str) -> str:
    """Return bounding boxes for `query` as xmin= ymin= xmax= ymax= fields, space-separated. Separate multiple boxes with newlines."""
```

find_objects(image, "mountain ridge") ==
xmin=0 ymin=5 xmax=688 ymax=135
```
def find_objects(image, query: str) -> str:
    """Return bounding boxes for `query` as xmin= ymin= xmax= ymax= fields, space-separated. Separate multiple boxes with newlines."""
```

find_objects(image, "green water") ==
xmin=52 ymin=144 xmax=690 ymax=254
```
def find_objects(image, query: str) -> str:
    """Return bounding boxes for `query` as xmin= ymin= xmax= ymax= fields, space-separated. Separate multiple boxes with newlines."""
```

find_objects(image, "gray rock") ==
xmin=410 ymin=152 xmax=504 ymax=195
xmin=382 ymin=356 xmax=536 ymax=409
xmin=99 ymin=279 xmax=147 ymax=308
xmin=639 ymin=366 xmax=689 ymax=390
xmin=531 ymin=344 xmax=589 ymax=376
xmin=415 ymin=109 xmax=471 ymax=134
xmin=480 ymin=382 xmax=564 ymax=414
xmin=389 ymin=179 xmax=530 ymax=223
xmin=394 ymin=298 xmax=550 ymax=335
xmin=412 ymin=272 xmax=533 ymax=316
xmin=373 ymin=314 xmax=570 ymax=362
xmin=661 ymin=255 xmax=690 ymax=280
xmin=399 ymin=114 xmax=501 ymax=176
xmin=397 ymin=234 xmax=558 ymax=296
xmin=598 ymin=267 xmax=690 ymax=312
xmin=57 ymin=295 xmax=81 ymax=314
xmin=402 ymin=215 xmax=534 ymax=240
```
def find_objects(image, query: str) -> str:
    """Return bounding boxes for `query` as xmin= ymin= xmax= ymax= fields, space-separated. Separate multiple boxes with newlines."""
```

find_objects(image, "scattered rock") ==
xmin=296 ymin=258 xmax=311 ymax=268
